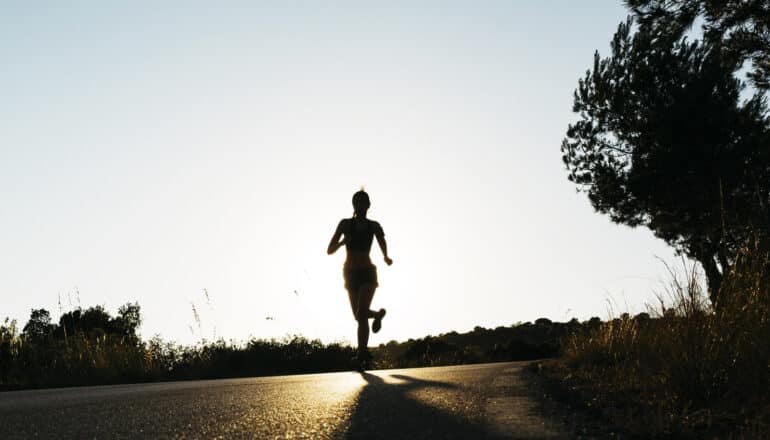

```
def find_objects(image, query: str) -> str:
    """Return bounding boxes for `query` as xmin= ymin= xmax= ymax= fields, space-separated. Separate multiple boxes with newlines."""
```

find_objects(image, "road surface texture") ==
xmin=0 ymin=361 xmax=603 ymax=439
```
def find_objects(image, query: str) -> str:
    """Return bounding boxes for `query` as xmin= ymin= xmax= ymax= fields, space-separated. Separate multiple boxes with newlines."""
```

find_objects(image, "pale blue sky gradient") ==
xmin=1 ymin=2 xmax=679 ymax=345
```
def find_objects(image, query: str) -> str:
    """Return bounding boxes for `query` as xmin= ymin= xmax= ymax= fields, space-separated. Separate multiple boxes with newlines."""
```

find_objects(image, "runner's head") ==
xmin=352 ymin=189 xmax=370 ymax=217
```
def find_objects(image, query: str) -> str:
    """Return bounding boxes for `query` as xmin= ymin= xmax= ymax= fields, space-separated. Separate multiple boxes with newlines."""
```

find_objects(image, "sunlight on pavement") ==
xmin=224 ymin=372 xmax=368 ymax=439
xmin=377 ymin=374 xmax=410 ymax=385
xmin=0 ymin=363 xmax=573 ymax=439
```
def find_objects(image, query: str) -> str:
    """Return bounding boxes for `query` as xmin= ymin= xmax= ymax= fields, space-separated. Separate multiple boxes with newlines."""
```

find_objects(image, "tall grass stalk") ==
xmin=558 ymin=236 xmax=770 ymax=437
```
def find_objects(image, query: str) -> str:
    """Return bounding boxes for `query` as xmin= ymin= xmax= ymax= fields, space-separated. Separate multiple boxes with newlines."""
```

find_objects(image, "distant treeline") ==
xmin=374 ymin=317 xmax=595 ymax=369
xmin=0 ymin=304 xmax=617 ymax=390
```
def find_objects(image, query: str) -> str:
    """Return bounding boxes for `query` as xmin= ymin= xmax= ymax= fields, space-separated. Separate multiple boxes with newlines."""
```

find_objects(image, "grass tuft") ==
xmin=547 ymin=236 xmax=770 ymax=438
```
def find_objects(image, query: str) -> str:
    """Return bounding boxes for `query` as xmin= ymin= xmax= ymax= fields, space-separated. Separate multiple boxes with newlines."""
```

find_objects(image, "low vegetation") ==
xmin=1 ymin=301 xmax=580 ymax=391
xmin=542 ymin=237 xmax=770 ymax=438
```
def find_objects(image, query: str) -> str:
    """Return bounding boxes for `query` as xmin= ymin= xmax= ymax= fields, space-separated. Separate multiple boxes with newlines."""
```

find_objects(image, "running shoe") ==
xmin=372 ymin=308 xmax=386 ymax=333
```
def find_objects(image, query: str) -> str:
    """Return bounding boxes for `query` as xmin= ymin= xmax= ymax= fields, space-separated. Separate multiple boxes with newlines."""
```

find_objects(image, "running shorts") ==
xmin=343 ymin=265 xmax=378 ymax=293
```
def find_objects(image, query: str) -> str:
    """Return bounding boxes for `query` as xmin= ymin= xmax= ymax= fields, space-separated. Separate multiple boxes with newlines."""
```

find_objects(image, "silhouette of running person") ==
xmin=327 ymin=189 xmax=393 ymax=369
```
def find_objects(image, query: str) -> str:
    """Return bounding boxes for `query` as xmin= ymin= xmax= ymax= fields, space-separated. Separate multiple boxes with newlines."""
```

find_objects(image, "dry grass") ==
xmin=548 ymin=236 xmax=770 ymax=438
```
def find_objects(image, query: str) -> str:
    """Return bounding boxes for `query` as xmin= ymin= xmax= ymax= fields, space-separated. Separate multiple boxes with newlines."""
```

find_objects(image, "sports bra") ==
xmin=345 ymin=218 xmax=375 ymax=252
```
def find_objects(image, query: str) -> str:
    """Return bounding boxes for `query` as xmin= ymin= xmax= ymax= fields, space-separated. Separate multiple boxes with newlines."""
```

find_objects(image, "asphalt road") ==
xmin=0 ymin=361 xmax=587 ymax=439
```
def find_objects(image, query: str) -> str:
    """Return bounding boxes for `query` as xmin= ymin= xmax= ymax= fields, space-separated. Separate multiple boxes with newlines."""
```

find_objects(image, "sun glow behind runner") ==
xmin=1 ymin=1 xmax=681 ymax=346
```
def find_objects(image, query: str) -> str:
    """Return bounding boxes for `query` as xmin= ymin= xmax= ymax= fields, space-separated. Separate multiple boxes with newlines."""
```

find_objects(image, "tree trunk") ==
xmin=698 ymin=255 xmax=723 ymax=306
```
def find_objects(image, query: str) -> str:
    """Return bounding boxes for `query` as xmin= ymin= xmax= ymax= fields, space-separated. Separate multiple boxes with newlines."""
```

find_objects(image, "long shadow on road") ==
xmin=345 ymin=372 xmax=507 ymax=440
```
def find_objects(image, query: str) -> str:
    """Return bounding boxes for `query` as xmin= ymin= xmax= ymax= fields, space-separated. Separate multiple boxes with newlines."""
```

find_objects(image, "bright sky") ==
xmin=1 ymin=1 xmax=680 ymax=346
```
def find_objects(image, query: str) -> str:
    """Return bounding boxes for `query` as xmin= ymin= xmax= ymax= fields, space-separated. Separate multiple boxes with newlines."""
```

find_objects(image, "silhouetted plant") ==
xmin=562 ymin=16 xmax=770 ymax=302
xmin=628 ymin=0 xmax=770 ymax=89
xmin=1 ymin=300 xmax=587 ymax=390
xmin=22 ymin=309 xmax=54 ymax=341
xmin=555 ymin=235 xmax=770 ymax=437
